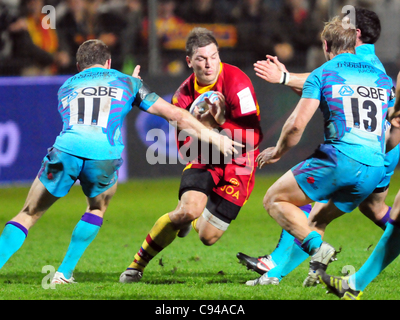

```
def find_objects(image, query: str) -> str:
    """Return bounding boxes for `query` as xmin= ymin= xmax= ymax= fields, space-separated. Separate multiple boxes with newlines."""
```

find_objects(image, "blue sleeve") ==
xmin=389 ymin=78 xmax=395 ymax=109
xmin=302 ymin=68 xmax=322 ymax=100
xmin=131 ymin=78 xmax=160 ymax=111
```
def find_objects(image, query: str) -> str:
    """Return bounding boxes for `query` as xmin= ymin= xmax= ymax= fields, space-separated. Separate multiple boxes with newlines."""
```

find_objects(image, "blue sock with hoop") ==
xmin=57 ymin=213 xmax=103 ymax=279
xmin=349 ymin=219 xmax=400 ymax=291
xmin=269 ymin=204 xmax=312 ymax=265
xmin=0 ymin=222 xmax=28 ymax=269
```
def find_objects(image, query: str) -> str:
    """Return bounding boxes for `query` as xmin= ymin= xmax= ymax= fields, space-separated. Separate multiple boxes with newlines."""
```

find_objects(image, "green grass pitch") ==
xmin=1 ymin=171 xmax=400 ymax=301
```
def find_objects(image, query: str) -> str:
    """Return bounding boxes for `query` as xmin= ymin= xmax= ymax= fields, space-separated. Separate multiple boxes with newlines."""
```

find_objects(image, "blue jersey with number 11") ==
xmin=302 ymin=53 xmax=392 ymax=167
xmin=53 ymin=67 xmax=159 ymax=160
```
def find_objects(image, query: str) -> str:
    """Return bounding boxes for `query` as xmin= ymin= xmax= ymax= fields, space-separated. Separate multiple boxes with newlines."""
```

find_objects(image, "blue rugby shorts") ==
xmin=374 ymin=144 xmax=400 ymax=191
xmin=291 ymin=144 xmax=386 ymax=213
xmin=38 ymin=147 xmax=122 ymax=198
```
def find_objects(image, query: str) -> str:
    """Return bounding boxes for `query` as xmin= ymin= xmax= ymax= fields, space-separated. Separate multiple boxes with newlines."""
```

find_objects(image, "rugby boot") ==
xmin=317 ymin=269 xmax=363 ymax=300
xmin=119 ymin=268 xmax=143 ymax=283
xmin=245 ymin=273 xmax=280 ymax=286
xmin=303 ymin=242 xmax=338 ymax=287
xmin=237 ymin=252 xmax=276 ymax=275
xmin=51 ymin=271 xmax=77 ymax=284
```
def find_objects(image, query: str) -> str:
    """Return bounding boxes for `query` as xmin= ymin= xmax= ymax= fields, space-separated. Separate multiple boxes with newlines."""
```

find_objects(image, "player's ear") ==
xmin=76 ymin=62 xmax=82 ymax=72
xmin=186 ymin=56 xmax=192 ymax=68
xmin=356 ymin=28 xmax=362 ymax=40
xmin=323 ymin=40 xmax=329 ymax=54
xmin=106 ymin=59 xmax=112 ymax=69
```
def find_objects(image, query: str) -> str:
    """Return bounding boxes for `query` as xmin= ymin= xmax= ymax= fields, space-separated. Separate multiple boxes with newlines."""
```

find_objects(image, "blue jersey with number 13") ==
xmin=302 ymin=53 xmax=392 ymax=167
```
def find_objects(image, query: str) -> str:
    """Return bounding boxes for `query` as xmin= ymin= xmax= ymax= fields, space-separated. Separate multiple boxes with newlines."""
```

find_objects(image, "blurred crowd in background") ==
xmin=0 ymin=0 xmax=398 ymax=77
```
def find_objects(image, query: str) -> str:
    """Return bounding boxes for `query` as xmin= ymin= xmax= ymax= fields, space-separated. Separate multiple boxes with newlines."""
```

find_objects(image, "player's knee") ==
xmin=263 ymin=192 xmax=275 ymax=216
xmin=199 ymin=233 xmax=220 ymax=246
xmin=174 ymin=204 xmax=203 ymax=224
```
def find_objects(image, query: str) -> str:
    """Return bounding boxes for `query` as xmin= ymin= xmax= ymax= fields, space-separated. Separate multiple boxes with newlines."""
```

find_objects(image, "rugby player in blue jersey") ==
xmin=244 ymin=14 xmax=392 ymax=288
xmin=239 ymin=8 xmax=399 ymax=287
xmin=0 ymin=39 xmax=241 ymax=284
xmin=317 ymin=74 xmax=400 ymax=300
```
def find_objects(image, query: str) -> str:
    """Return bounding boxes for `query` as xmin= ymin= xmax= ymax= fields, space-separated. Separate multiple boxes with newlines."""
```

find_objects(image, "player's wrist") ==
xmin=279 ymin=71 xmax=290 ymax=85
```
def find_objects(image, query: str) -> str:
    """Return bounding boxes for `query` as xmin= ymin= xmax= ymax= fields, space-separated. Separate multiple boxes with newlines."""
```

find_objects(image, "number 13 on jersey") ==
xmin=333 ymin=84 xmax=387 ymax=136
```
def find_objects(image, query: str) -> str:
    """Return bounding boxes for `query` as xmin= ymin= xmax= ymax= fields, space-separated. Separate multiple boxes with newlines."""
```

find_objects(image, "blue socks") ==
xmin=301 ymin=230 xmax=323 ymax=255
xmin=349 ymin=219 xmax=400 ymax=291
xmin=268 ymin=238 xmax=309 ymax=280
xmin=0 ymin=222 xmax=28 ymax=269
xmin=269 ymin=204 xmax=312 ymax=265
xmin=57 ymin=213 xmax=103 ymax=279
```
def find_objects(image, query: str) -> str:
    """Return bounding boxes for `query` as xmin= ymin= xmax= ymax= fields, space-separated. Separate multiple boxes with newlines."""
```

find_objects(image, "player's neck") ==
xmin=84 ymin=64 xmax=107 ymax=70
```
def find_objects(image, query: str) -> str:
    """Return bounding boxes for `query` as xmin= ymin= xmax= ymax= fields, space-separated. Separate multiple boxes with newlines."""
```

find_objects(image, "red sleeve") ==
xmin=218 ymin=65 xmax=263 ymax=149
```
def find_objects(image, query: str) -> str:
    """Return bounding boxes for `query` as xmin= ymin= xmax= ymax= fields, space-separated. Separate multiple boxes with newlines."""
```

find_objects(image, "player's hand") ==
xmin=132 ymin=65 xmax=141 ymax=79
xmin=266 ymin=55 xmax=289 ymax=73
xmin=390 ymin=110 xmax=400 ymax=128
xmin=206 ymin=92 xmax=226 ymax=125
xmin=209 ymin=131 xmax=243 ymax=157
xmin=193 ymin=105 xmax=219 ymax=129
xmin=219 ymin=134 xmax=243 ymax=156
xmin=256 ymin=147 xmax=281 ymax=168
xmin=254 ymin=55 xmax=288 ymax=84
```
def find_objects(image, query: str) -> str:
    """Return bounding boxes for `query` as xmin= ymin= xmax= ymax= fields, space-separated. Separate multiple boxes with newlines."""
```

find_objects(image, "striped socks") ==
xmin=128 ymin=214 xmax=179 ymax=271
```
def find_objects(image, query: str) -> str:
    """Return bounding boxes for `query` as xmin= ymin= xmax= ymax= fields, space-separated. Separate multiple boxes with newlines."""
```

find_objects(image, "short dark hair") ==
xmin=185 ymin=27 xmax=218 ymax=58
xmin=76 ymin=39 xmax=111 ymax=70
xmin=354 ymin=7 xmax=381 ymax=44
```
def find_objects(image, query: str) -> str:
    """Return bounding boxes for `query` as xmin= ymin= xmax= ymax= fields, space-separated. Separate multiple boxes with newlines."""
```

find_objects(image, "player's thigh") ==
xmin=14 ymin=177 xmax=60 ymax=228
xmin=171 ymin=168 xmax=216 ymax=225
xmin=390 ymin=189 xmax=400 ymax=221
xmin=358 ymin=188 xmax=389 ymax=222
xmin=86 ymin=181 xmax=118 ymax=217
xmin=308 ymin=201 xmax=346 ymax=235
xmin=264 ymin=169 xmax=311 ymax=209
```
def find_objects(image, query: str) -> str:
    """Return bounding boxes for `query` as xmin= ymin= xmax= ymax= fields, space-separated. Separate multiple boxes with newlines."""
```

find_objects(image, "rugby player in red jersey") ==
xmin=119 ymin=27 xmax=263 ymax=283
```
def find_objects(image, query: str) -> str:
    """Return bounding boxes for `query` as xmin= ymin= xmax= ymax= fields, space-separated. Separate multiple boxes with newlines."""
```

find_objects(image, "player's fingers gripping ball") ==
xmin=189 ymin=91 xmax=219 ymax=115
xmin=189 ymin=91 xmax=220 ymax=129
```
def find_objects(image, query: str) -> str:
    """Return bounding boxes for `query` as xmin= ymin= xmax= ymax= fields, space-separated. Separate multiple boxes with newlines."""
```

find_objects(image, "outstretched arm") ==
xmin=254 ymin=55 xmax=310 ymax=95
xmin=256 ymin=98 xmax=320 ymax=168
xmin=148 ymin=97 xmax=242 ymax=157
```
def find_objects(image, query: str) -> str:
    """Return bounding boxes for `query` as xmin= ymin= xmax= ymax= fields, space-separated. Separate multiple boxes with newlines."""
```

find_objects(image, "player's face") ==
xmin=187 ymin=43 xmax=221 ymax=86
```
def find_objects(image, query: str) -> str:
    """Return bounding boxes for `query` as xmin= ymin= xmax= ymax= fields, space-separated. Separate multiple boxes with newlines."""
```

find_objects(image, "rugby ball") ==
xmin=189 ymin=91 xmax=219 ymax=115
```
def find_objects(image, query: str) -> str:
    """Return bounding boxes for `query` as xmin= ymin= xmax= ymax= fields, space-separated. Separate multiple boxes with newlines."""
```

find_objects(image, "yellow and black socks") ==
xmin=128 ymin=214 xmax=179 ymax=271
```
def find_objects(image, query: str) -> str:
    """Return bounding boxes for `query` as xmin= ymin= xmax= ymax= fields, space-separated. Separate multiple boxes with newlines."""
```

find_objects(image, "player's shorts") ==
xmin=38 ymin=147 xmax=122 ymax=198
xmin=292 ymin=144 xmax=386 ymax=213
xmin=179 ymin=168 xmax=240 ymax=230
xmin=374 ymin=144 xmax=400 ymax=192
xmin=179 ymin=149 xmax=259 ymax=206
xmin=178 ymin=149 xmax=258 ymax=229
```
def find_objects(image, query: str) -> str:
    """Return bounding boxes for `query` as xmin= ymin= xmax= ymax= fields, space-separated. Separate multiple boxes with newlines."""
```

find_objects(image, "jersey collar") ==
xmin=194 ymin=62 xmax=223 ymax=94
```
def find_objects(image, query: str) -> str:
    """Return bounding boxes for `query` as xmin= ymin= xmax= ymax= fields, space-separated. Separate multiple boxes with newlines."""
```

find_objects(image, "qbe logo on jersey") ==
xmin=61 ymin=86 xmax=124 ymax=128
xmin=333 ymin=84 xmax=387 ymax=136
